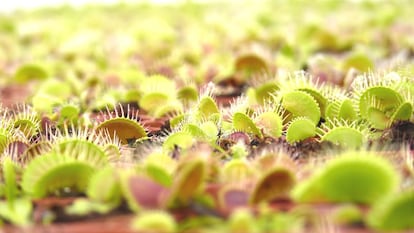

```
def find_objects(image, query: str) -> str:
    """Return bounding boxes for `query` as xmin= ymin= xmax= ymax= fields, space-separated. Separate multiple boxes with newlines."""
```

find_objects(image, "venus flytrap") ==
xmin=95 ymin=105 xmax=147 ymax=145
xmin=317 ymin=119 xmax=368 ymax=149
xmin=367 ymin=189 xmax=414 ymax=231
xmin=244 ymin=72 xmax=279 ymax=106
xmin=11 ymin=104 xmax=41 ymax=139
xmin=120 ymin=171 xmax=169 ymax=211
xmin=131 ymin=211 xmax=177 ymax=233
xmin=0 ymin=112 xmax=13 ymax=155
xmin=342 ymin=52 xmax=374 ymax=73
xmin=276 ymin=89 xmax=321 ymax=125
xmin=181 ymin=119 xmax=220 ymax=145
xmin=250 ymin=81 xmax=280 ymax=106
xmin=227 ymin=97 xmax=283 ymax=140
xmin=162 ymin=131 xmax=194 ymax=153
xmin=332 ymin=204 xmax=363 ymax=226
xmin=141 ymin=150 xmax=176 ymax=187
xmin=221 ymin=156 xmax=256 ymax=184
xmin=228 ymin=208 xmax=259 ymax=233
xmin=352 ymin=72 xmax=405 ymax=130
xmin=13 ymin=63 xmax=49 ymax=84
xmin=177 ymin=85 xmax=199 ymax=107
xmin=192 ymin=85 xmax=221 ymax=123
xmin=292 ymin=150 xmax=400 ymax=204
xmin=234 ymin=53 xmax=269 ymax=83
xmin=65 ymin=165 xmax=122 ymax=216
xmin=18 ymin=140 xmax=53 ymax=165
xmin=250 ymin=166 xmax=296 ymax=204
xmin=21 ymin=150 xmax=100 ymax=198
xmin=56 ymin=102 xmax=81 ymax=127
xmin=0 ymin=158 xmax=32 ymax=226
xmin=217 ymin=185 xmax=250 ymax=212
xmin=52 ymin=125 xmax=112 ymax=163
xmin=232 ymin=112 xmax=263 ymax=139
xmin=138 ymin=74 xmax=182 ymax=118
xmin=167 ymin=159 xmax=207 ymax=207
xmin=285 ymin=117 xmax=316 ymax=144
xmin=325 ymin=96 xmax=358 ymax=122
xmin=254 ymin=110 xmax=283 ymax=139
xmin=249 ymin=150 xmax=297 ymax=204
xmin=31 ymin=79 xmax=73 ymax=114
xmin=161 ymin=86 xmax=223 ymax=153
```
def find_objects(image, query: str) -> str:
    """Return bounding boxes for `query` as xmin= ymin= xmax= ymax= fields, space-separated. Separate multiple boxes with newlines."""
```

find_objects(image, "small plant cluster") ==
xmin=0 ymin=69 xmax=413 ymax=232
xmin=1 ymin=1 xmax=414 ymax=232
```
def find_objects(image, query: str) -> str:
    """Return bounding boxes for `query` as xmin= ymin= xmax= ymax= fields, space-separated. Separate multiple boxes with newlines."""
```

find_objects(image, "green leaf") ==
xmin=368 ymin=190 xmax=414 ymax=231
xmin=0 ymin=198 xmax=32 ymax=226
xmin=3 ymin=158 xmax=18 ymax=208
xmin=163 ymin=131 xmax=194 ymax=152
xmin=286 ymin=117 xmax=316 ymax=144
xmin=359 ymin=86 xmax=403 ymax=120
xmin=281 ymin=91 xmax=320 ymax=125
xmin=196 ymin=96 xmax=220 ymax=121
xmin=233 ymin=112 xmax=262 ymax=138
xmin=255 ymin=111 xmax=283 ymax=138
xmin=13 ymin=63 xmax=48 ymax=84
xmin=320 ymin=127 xmax=364 ymax=149
xmin=390 ymin=102 xmax=412 ymax=122
xmin=293 ymin=151 xmax=400 ymax=204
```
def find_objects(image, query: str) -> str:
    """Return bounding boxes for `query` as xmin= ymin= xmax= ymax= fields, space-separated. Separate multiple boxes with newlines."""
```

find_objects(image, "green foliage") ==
xmin=286 ymin=117 xmax=316 ymax=144
xmin=233 ymin=112 xmax=263 ymax=138
xmin=13 ymin=63 xmax=49 ymax=84
xmin=163 ymin=131 xmax=194 ymax=152
xmin=131 ymin=211 xmax=177 ymax=233
xmin=292 ymin=151 xmax=400 ymax=204
xmin=1 ymin=1 xmax=414 ymax=230
xmin=255 ymin=110 xmax=283 ymax=138
xmin=86 ymin=165 xmax=121 ymax=204
xmin=368 ymin=190 xmax=414 ymax=231
xmin=280 ymin=91 xmax=321 ymax=125
xmin=318 ymin=119 xmax=367 ymax=149
xmin=21 ymin=153 xmax=96 ymax=198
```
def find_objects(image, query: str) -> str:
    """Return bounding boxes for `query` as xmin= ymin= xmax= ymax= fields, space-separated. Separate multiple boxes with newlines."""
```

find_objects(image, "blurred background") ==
xmin=1 ymin=0 xmax=213 ymax=13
